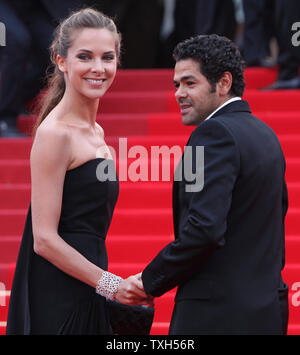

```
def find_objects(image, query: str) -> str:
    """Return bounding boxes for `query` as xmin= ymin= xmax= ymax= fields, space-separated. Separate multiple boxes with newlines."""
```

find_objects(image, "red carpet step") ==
xmin=109 ymin=67 xmax=299 ymax=92
xmin=0 ymin=182 xmax=173 ymax=210
xmin=1 ymin=233 xmax=299 ymax=278
xmin=1 ymin=181 xmax=300 ymax=210
xmin=27 ymin=67 xmax=282 ymax=97
xmin=108 ymin=67 xmax=280 ymax=93
xmin=1 ymin=156 xmax=300 ymax=185
xmin=3 ymin=131 xmax=300 ymax=158
xmin=19 ymin=90 xmax=300 ymax=122
xmin=17 ymin=110 xmax=300 ymax=137
xmin=0 ymin=207 xmax=299 ymax=237
xmin=147 ymin=112 xmax=300 ymax=136
xmin=1 ymin=262 xmax=299 ymax=335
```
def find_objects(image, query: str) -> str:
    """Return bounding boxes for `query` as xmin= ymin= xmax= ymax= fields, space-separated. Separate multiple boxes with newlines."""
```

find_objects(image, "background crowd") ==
xmin=0 ymin=0 xmax=300 ymax=137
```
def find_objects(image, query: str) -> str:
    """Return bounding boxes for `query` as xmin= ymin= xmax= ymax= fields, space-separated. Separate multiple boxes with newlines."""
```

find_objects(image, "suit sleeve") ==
xmin=142 ymin=119 xmax=240 ymax=297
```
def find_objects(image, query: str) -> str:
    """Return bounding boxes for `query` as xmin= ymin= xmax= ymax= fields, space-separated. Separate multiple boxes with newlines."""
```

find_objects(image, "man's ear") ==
xmin=56 ymin=55 xmax=67 ymax=73
xmin=217 ymin=72 xmax=233 ymax=96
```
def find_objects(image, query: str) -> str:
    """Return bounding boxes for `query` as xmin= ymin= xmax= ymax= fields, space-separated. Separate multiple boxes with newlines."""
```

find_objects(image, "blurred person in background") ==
xmin=0 ymin=0 xmax=54 ymax=137
xmin=158 ymin=0 xmax=238 ymax=68
xmin=97 ymin=0 xmax=164 ymax=69
xmin=242 ymin=0 xmax=300 ymax=89
xmin=263 ymin=0 xmax=300 ymax=90
xmin=242 ymin=0 xmax=276 ymax=67
xmin=0 ymin=0 xmax=91 ymax=138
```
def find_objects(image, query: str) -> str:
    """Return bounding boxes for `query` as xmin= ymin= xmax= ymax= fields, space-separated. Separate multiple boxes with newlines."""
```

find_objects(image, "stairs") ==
xmin=1 ymin=67 xmax=300 ymax=335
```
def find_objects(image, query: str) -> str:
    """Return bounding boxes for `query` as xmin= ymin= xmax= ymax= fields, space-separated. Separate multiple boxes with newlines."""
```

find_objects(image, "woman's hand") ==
xmin=114 ymin=274 xmax=154 ymax=307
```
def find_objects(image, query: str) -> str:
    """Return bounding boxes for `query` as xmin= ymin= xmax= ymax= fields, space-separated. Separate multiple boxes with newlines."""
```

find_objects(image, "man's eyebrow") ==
xmin=173 ymin=75 xmax=197 ymax=83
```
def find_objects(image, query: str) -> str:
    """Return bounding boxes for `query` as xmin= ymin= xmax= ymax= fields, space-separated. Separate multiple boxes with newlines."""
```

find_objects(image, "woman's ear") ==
xmin=56 ymin=55 xmax=67 ymax=73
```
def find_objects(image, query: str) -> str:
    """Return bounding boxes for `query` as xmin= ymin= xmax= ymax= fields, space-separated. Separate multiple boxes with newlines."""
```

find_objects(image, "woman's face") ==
xmin=57 ymin=27 xmax=118 ymax=100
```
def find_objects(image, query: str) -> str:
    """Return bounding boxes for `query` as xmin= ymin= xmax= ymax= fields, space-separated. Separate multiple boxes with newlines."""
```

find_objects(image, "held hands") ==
xmin=114 ymin=273 xmax=154 ymax=307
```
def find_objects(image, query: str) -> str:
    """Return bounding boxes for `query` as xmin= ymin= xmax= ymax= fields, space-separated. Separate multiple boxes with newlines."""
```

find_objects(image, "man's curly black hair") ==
xmin=173 ymin=34 xmax=246 ymax=97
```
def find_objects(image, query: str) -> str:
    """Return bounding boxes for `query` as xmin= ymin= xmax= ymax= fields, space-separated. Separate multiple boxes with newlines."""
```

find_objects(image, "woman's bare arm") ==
xmin=30 ymin=123 xmax=103 ymax=288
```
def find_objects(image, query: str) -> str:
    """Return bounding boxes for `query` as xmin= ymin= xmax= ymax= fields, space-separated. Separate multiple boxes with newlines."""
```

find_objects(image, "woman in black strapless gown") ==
xmin=6 ymin=9 xmax=150 ymax=335
xmin=7 ymin=158 xmax=118 ymax=334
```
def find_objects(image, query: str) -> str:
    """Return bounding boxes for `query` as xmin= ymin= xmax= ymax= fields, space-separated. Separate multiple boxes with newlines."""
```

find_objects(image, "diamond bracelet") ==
xmin=95 ymin=271 xmax=123 ymax=300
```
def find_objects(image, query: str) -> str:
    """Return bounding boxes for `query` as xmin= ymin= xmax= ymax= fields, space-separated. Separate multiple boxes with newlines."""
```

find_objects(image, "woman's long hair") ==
xmin=32 ymin=8 xmax=121 ymax=137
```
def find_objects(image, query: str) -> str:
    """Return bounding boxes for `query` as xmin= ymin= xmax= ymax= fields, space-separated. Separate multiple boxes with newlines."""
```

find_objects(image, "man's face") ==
xmin=173 ymin=59 xmax=221 ymax=126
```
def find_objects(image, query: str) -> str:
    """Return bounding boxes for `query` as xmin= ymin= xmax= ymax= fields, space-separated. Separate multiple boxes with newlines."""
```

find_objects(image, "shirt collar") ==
xmin=204 ymin=97 xmax=242 ymax=122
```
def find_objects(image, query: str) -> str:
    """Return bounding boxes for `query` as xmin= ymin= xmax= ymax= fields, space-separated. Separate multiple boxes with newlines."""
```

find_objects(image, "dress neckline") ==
xmin=66 ymin=157 xmax=111 ymax=173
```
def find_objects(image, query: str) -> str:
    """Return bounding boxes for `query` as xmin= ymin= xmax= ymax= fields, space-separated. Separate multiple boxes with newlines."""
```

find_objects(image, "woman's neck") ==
xmin=58 ymin=87 xmax=100 ymax=129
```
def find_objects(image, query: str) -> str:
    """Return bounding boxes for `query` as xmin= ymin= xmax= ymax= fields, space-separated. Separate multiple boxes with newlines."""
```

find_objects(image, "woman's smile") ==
xmin=84 ymin=78 xmax=106 ymax=87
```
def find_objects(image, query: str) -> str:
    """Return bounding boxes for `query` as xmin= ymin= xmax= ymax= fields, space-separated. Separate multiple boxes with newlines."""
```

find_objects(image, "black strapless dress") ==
xmin=6 ymin=158 xmax=119 ymax=335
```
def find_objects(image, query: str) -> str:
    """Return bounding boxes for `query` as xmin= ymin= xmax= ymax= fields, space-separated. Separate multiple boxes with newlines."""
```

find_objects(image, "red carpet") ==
xmin=0 ymin=67 xmax=300 ymax=335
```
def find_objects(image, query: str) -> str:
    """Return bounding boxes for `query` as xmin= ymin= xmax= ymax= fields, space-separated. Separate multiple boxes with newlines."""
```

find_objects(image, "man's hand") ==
xmin=114 ymin=273 xmax=154 ymax=307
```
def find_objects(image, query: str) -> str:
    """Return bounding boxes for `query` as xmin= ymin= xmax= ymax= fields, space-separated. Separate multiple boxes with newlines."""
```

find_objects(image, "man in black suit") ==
xmin=138 ymin=34 xmax=289 ymax=334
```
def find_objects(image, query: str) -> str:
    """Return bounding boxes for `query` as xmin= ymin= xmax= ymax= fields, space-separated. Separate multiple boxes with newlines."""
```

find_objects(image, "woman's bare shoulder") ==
xmin=36 ymin=115 xmax=72 ymax=139
xmin=95 ymin=122 xmax=105 ymax=138
xmin=31 ymin=118 xmax=72 ymax=169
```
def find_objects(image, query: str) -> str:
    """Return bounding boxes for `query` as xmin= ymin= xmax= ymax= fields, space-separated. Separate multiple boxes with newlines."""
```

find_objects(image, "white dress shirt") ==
xmin=204 ymin=97 xmax=242 ymax=122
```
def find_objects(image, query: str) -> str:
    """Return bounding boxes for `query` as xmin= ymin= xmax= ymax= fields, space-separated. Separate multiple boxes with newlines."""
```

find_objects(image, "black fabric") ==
xmin=107 ymin=300 xmax=154 ymax=335
xmin=6 ymin=158 xmax=119 ymax=335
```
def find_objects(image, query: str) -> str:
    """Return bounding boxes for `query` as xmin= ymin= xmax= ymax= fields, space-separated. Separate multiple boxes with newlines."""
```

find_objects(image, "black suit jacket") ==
xmin=142 ymin=100 xmax=289 ymax=334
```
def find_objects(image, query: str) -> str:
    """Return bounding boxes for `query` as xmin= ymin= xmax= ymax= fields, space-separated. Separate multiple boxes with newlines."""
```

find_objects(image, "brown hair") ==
xmin=32 ymin=8 xmax=121 ymax=137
